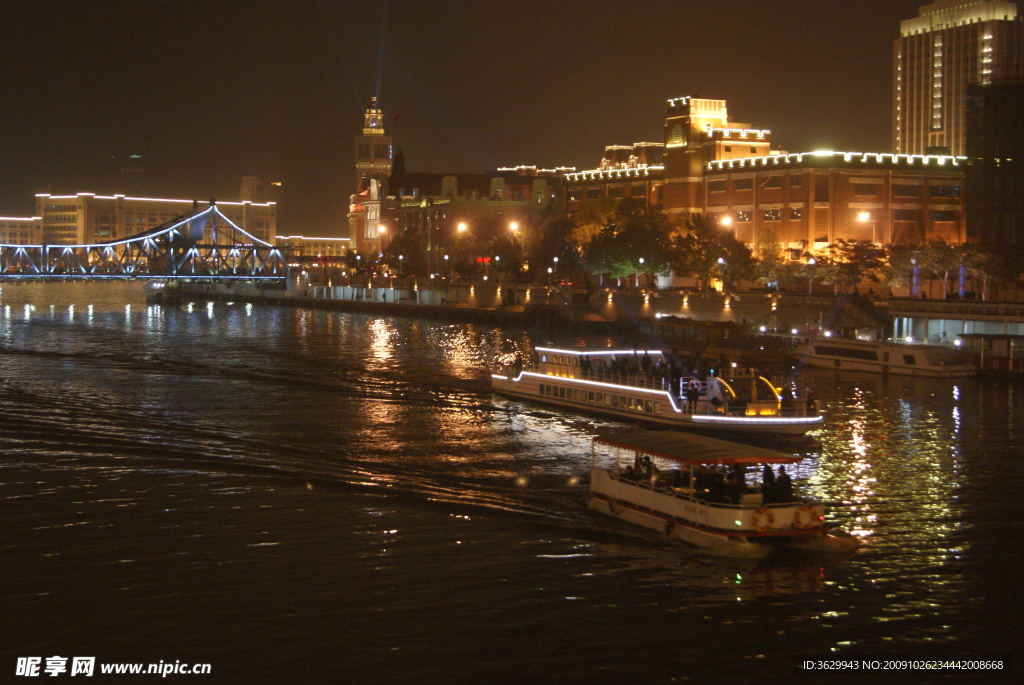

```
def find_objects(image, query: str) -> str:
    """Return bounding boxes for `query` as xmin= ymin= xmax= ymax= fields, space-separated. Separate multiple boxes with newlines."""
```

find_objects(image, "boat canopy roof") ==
xmin=595 ymin=428 xmax=802 ymax=465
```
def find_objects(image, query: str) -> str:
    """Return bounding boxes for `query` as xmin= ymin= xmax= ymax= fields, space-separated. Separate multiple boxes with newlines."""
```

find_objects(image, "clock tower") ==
xmin=354 ymin=96 xmax=394 ymax=191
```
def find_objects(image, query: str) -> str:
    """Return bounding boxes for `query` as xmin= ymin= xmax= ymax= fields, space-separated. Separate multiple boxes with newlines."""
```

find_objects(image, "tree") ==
xmin=582 ymin=202 xmax=673 ymax=286
xmin=752 ymin=229 xmax=788 ymax=291
xmin=961 ymin=242 xmax=1023 ymax=300
xmin=824 ymin=240 xmax=884 ymax=293
xmin=917 ymin=239 xmax=961 ymax=297
xmin=669 ymin=214 xmax=753 ymax=290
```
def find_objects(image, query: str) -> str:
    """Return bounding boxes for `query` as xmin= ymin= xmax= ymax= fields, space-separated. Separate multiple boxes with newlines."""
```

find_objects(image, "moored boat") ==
xmin=491 ymin=345 xmax=823 ymax=438
xmin=588 ymin=428 xmax=859 ymax=557
xmin=789 ymin=336 xmax=976 ymax=378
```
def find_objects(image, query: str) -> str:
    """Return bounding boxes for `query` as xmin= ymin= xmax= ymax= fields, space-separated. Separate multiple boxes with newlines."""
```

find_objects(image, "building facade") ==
xmin=965 ymin=79 xmax=1024 ymax=244
xmin=0 ymin=216 xmax=43 ymax=245
xmin=33 ymin=193 xmax=277 ymax=245
xmin=565 ymin=95 xmax=967 ymax=254
xmin=893 ymin=0 xmax=1024 ymax=156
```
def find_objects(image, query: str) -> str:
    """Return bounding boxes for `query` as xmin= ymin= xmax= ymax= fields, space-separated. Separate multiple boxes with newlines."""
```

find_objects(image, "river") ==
xmin=1 ymin=281 xmax=1020 ymax=683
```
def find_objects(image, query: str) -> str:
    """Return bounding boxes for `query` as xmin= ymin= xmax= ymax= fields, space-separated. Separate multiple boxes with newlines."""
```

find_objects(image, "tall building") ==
xmin=965 ymin=79 xmax=1024 ymax=244
xmin=893 ymin=0 xmax=1024 ymax=156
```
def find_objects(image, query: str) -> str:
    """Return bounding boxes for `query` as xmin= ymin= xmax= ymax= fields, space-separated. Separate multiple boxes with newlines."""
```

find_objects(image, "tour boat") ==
xmin=588 ymin=428 xmax=859 ymax=557
xmin=491 ymin=345 xmax=823 ymax=438
xmin=789 ymin=336 xmax=976 ymax=378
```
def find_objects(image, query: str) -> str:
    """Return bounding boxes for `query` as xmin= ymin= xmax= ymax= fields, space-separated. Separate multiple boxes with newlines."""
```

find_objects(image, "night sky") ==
xmin=1 ymin=0 xmax=931 ymax=233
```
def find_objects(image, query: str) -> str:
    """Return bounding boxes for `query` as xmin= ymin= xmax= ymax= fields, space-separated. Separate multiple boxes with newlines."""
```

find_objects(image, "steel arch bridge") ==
xmin=0 ymin=202 xmax=287 ymax=281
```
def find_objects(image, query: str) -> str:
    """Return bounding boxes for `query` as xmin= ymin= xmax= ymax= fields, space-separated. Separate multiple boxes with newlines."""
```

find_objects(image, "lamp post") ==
xmin=552 ymin=256 xmax=559 ymax=282
xmin=636 ymin=257 xmax=645 ymax=287
xmin=807 ymin=257 xmax=816 ymax=294
xmin=444 ymin=254 xmax=449 ymax=279
xmin=857 ymin=211 xmax=876 ymax=244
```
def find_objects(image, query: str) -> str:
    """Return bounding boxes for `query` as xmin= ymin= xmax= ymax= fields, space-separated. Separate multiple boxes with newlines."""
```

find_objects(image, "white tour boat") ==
xmin=789 ymin=336 xmax=976 ymax=378
xmin=491 ymin=345 xmax=823 ymax=438
xmin=588 ymin=428 xmax=859 ymax=557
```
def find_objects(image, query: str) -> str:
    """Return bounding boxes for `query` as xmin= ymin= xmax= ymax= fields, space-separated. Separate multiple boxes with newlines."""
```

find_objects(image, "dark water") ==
xmin=1 ymin=282 xmax=1021 ymax=683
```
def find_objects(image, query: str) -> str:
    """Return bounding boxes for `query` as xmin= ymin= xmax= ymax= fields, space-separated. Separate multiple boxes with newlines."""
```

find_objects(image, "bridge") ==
xmin=0 ymin=202 xmax=286 ymax=281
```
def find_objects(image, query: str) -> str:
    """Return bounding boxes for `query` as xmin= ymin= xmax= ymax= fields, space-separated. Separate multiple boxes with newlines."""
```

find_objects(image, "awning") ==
xmin=594 ymin=428 xmax=803 ymax=465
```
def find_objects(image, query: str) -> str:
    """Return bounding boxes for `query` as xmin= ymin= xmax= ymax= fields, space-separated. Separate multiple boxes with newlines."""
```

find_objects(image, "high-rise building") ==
xmin=893 ymin=0 xmax=1024 ymax=156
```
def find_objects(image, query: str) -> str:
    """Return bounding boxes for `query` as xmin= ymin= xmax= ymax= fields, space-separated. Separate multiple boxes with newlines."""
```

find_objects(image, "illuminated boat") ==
xmin=491 ymin=346 xmax=823 ymax=437
xmin=790 ymin=336 xmax=976 ymax=378
xmin=588 ymin=428 xmax=859 ymax=557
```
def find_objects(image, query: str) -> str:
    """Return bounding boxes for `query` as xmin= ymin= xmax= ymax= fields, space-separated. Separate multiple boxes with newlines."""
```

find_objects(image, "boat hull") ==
xmin=790 ymin=342 xmax=976 ymax=378
xmin=589 ymin=468 xmax=836 ymax=557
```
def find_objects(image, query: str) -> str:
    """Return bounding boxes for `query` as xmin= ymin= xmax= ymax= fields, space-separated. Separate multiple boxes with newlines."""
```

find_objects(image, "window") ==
xmin=586 ymin=188 xmax=602 ymax=200
xmin=737 ymin=210 xmax=752 ymax=222
xmin=934 ymin=210 xmax=957 ymax=222
xmin=631 ymin=185 xmax=646 ymax=197
xmin=609 ymin=186 xmax=624 ymax=198
xmin=790 ymin=175 xmax=804 ymax=187
xmin=750 ymin=146 xmax=757 ymax=153
xmin=734 ymin=178 xmax=753 ymax=191
xmin=893 ymin=184 xmax=920 ymax=197
xmin=853 ymin=183 xmax=878 ymax=196
xmin=568 ymin=190 xmax=582 ymax=202
xmin=358 ymin=143 xmax=370 ymax=158
xmin=894 ymin=209 xmax=917 ymax=221
xmin=763 ymin=209 xmax=781 ymax=221
xmin=790 ymin=207 xmax=803 ymax=220
xmin=725 ymin=145 xmax=732 ymax=152
xmin=814 ymin=175 xmax=830 ymax=202
xmin=708 ymin=180 xmax=726 ymax=193
xmin=764 ymin=176 xmax=782 ymax=189
xmin=930 ymin=185 xmax=960 ymax=198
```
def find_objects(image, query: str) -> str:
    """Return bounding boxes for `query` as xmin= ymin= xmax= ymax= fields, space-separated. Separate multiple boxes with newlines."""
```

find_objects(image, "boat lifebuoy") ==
xmin=794 ymin=503 xmax=817 ymax=529
xmin=753 ymin=506 xmax=775 ymax=532
xmin=834 ymin=359 xmax=841 ymax=367
xmin=882 ymin=365 xmax=889 ymax=373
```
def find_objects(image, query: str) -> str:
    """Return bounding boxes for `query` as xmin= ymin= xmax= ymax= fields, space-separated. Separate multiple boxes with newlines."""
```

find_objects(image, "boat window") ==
xmin=644 ymin=400 xmax=654 ymax=413
xmin=903 ymin=355 xmax=916 ymax=365
xmin=611 ymin=396 xmax=619 ymax=408
xmin=573 ymin=389 xmax=580 ymax=401
xmin=654 ymin=402 xmax=661 ymax=414
xmin=813 ymin=344 xmax=878 ymax=361
xmin=541 ymin=354 xmax=547 ymax=363
xmin=588 ymin=391 xmax=595 ymax=403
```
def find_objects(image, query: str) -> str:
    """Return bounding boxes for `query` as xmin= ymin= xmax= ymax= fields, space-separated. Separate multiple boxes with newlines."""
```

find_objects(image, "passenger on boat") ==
xmin=806 ymin=388 xmax=819 ymax=414
xmin=761 ymin=464 xmax=776 ymax=502
xmin=777 ymin=467 xmax=793 ymax=502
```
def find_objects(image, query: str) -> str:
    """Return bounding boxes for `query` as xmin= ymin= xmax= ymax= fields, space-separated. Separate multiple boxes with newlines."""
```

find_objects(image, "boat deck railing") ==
xmin=607 ymin=468 xmax=805 ymax=509
xmin=497 ymin=361 xmax=820 ymax=418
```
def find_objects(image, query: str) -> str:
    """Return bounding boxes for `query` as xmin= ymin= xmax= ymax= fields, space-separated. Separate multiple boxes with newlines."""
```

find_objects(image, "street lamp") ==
xmin=444 ymin=254 xmax=449 ymax=278
xmin=720 ymin=215 xmax=733 ymax=228
xmin=457 ymin=221 xmax=467 ymax=233
xmin=857 ymin=211 xmax=876 ymax=244
xmin=807 ymin=257 xmax=816 ymax=294
xmin=636 ymin=257 xmax=645 ymax=287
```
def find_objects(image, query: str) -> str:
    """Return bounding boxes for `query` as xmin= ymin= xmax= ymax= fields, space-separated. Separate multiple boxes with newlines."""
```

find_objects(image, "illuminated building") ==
xmin=347 ymin=96 xmax=568 ymax=261
xmin=275 ymin=235 xmax=351 ymax=264
xmin=565 ymin=96 xmax=967 ymax=253
xmin=0 ymin=216 xmax=42 ymax=244
xmin=34 ymin=193 xmax=277 ymax=245
xmin=893 ymin=0 xmax=1024 ymax=156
